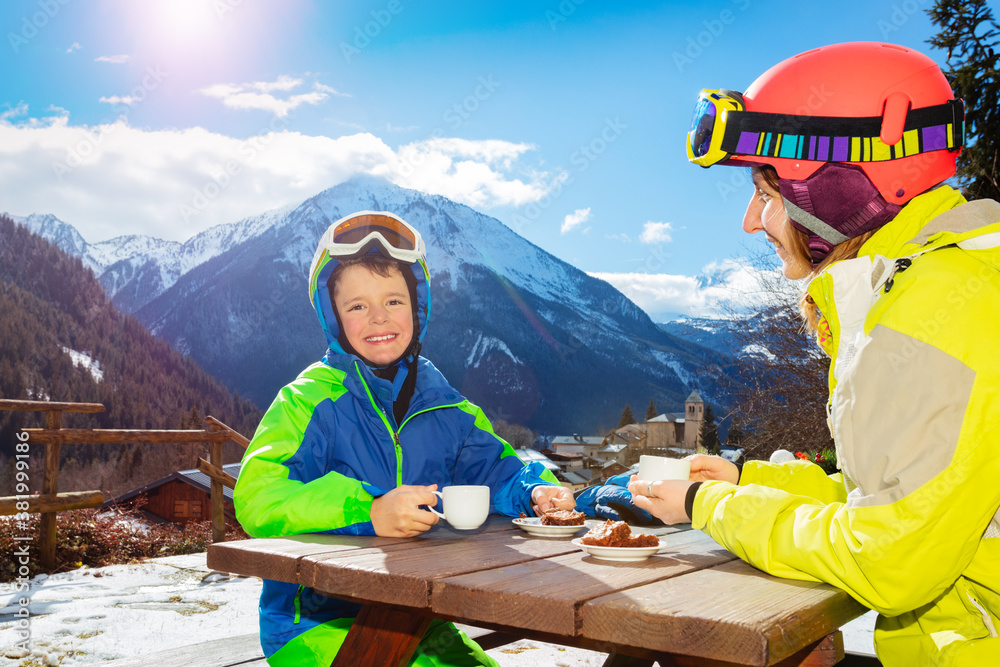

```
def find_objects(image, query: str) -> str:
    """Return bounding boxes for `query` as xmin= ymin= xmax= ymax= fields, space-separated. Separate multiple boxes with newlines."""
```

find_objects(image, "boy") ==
xmin=234 ymin=210 xmax=572 ymax=666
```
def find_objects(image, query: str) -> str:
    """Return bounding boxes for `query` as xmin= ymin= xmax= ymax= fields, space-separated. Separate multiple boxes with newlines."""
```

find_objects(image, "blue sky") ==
xmin=0 ymin=0 xmax=962 ymax=320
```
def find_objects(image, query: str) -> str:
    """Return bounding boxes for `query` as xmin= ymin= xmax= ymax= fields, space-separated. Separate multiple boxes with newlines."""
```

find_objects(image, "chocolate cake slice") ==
xmin=580 ymin=520 xmax=631 ymax=546
xmin=540 ymin=509 xmax=586 ymax=526
xmin=580 ymin=520 xmax=659 ymax=548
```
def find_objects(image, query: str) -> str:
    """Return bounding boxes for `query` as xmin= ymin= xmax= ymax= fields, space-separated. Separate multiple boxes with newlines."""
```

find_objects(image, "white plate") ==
xmin=512 ymin=517 xmax=589 ymax=537
xmin=571 ymin=537 xmax=661 ymax=561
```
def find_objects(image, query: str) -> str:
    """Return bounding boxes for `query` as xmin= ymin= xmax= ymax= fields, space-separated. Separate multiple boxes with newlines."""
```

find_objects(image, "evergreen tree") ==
xmin=927 ymin=0 xmax=1000 ymax=200
xmin=618 ymin=404 xmax=635 ymax=427
xmin=645 ymin=398 xmax=658 ymax=421
xmin=726 ymin=416 xmax=745 ymax=447
xmin=699 ymin=404 xmax=721 ymax=455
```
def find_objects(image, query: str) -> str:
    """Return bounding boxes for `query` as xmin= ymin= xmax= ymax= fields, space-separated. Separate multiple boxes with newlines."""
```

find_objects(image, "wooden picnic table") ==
xmin=207 ymin=516 xmax=867 ymax=667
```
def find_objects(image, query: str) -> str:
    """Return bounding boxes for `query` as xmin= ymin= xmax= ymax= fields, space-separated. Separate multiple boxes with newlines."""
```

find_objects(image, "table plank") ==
xmin=207 ymin=534 xmax=408 ymax=582
xmin=431 ymin=529 xmax=735 ymax=636
xmin=581 ymin=560 xmax=867 ymax=666
xmin=303 ymin=528 xmax=583 ymax=608
xmin=206 ymin=514 xmax=517 ymax=583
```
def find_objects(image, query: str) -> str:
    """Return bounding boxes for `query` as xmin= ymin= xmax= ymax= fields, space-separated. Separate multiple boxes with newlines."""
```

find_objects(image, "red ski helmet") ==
xmin=687 ymin=42 xmax=964 ymax=264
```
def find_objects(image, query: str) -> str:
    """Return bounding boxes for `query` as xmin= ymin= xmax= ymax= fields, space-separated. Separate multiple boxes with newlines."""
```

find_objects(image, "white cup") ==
xmin=428 ymin=485 xmax=490 ymax=530
xmin=637 ymin=455 xmax=691 ymax=481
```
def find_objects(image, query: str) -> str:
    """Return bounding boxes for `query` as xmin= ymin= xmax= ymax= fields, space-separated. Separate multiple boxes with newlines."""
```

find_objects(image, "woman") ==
xmin=631 ymin=42 xmax=1000 ymax=665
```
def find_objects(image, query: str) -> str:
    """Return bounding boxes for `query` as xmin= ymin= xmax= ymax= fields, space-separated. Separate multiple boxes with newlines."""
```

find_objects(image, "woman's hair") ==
xmin=757 ymin=166 xmax=878 ymax=333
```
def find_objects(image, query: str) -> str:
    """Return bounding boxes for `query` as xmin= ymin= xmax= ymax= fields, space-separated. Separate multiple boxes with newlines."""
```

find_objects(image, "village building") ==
xmin=548 ymin=434 xmax=604 ymax=459
xmin=105 ymin=463 xmax=242 ymax=527
xmin=646 ymin=390 xmax=705 ymax=451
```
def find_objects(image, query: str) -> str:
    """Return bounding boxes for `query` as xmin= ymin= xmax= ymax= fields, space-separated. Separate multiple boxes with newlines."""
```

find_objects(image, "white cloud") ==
xmin=392 ymin=137 xmax=548 ymax=208
xmin=639 ymin=220 xmax=673 ymax=244
xmin=95 ymin=54 xmax=130 ymax=64
xmin=98 ymin=95 xmax=140 ymax=106
xmin=200 ymin=77 xmax=344 ymax=117
xmin=590 ymin=259 xmax=787 ymax=319
xmin=314 ymin=82 xmax=349 ymax=97
xmin=1 ymin=102 xmax=28 ymax=121
xmin=605 ymin=233 xmax=631 ymax=243
xmin=0 ymin=115 xmax=556 ymax=244
xmin=66 ymin=42 xmax=81 ymax=53
xmin=561 ymin=207 xmax=591 ymax=234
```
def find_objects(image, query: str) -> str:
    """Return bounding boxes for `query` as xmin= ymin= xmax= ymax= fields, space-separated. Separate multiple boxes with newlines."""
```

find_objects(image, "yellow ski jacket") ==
xmin=692 ymin=186 xmax=1000 ymax=665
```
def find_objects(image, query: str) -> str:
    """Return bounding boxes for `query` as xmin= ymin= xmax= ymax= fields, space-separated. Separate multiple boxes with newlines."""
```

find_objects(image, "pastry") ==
xmin=540 ymin=509 xmax=586 ymax=526
xmin=580 ymin=520 xmax=659 ymax=548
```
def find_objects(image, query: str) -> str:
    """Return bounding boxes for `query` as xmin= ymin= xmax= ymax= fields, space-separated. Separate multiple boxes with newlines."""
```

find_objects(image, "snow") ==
xmin=741 ymin=343 xmax=776 ymax=361
xmin=650 ymin=350 xmax=695 ymax=386
xmin=0 ymin=554 xmax=260 ymax=666
xmin=466 ymin=334 xmax=521 ymax=367
xmin=61 ymin=348 xmax=104 ymax=383
xmin=0 ymin=551 xmax=877 ymax=666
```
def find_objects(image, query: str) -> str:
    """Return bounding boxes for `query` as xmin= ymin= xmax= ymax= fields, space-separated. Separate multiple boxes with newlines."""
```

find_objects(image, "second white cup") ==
xmin=428 ymin=485 xmax=490 ymax=530
xmin=637 ymin=455 xmax=691 ymax=481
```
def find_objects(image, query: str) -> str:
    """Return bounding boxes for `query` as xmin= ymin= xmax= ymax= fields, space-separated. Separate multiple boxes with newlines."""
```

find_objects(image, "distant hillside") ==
xmin=0 ymin=214 xmax=262 ymax=496
xmin=658 ymin=318 xmax=742 ymax=356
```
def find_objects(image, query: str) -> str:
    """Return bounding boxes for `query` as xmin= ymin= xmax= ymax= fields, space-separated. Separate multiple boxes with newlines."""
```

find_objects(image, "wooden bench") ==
xmin=97 ymin=627 xmax=521 ymax=667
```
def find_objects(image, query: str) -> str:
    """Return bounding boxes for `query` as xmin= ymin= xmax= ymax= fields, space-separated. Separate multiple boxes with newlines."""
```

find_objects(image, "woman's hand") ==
xmin=531 ymin=485 xmax=575 ymax=516
xmin=687 ymin=454 xmax=740 ymax=484
xmin=370 ymin=484 xmax=440 ymax=537
xmin=627 ymin=478 xmax=696 ymax=525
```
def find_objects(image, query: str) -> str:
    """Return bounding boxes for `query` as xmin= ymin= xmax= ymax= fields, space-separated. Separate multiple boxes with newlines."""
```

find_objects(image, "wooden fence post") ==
xmin=209 ymin=441 xmax=225 ymax=544
xmin=40 ymin=410 xmax=62 ymax=571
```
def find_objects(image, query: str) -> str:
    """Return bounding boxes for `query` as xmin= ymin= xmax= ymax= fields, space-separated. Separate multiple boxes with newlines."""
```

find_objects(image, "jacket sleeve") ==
xmin=738 ymin=460 xmax=847 ymax=504
xmin=234 ymin=380 xmax=378 ymax=538
xmin=451 ymin=402 xmax=560 ymax=517
xmin=692 ymin=325 xmax=1000 ymax=616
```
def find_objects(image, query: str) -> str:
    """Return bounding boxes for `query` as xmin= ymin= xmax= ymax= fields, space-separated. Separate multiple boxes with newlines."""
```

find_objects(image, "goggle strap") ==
xmin=782 ymin=197 xmax=850 ymax=245
xmin=720 ymin=99 xmax=964 ymax=163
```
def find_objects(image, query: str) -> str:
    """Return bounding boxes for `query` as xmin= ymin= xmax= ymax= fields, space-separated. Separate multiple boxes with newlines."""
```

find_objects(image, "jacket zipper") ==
xmin=353 ymin=362 xmax=462 ymax=487
xmin=293 ymin=584 xmax=304 ymax=624
xmin=967 ymin=590 xmax=999 ymax=638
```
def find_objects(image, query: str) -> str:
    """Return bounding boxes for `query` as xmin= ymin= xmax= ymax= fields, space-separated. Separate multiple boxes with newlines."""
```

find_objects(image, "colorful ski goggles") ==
xmin=325 ymin=211 xmax=424 ymax=264
xmin=686 ymin=88 xmax=965 ymax=168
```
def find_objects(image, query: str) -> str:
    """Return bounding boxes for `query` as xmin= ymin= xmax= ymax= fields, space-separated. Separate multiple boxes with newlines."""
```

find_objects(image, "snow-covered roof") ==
xmin=515 ymin=448 xmax=560 ymax=472
xmin=647 ymin=413 xmax=685 ymax=423
xmin=550 ymin=435 xmax=604 ymax=445
xmin=558 ymin=471 xmax=589 ymax=486
xmin=599 ymin=443 xmax=628 ymax=453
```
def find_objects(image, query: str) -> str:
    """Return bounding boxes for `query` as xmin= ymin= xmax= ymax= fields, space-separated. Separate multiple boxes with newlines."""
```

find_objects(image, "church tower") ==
xmin=683 ymin=389 xmax=704 ymax=449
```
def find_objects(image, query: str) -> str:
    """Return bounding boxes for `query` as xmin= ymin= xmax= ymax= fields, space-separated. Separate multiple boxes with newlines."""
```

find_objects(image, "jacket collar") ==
xmin=322 ymin=351 xmax=457 ymax=415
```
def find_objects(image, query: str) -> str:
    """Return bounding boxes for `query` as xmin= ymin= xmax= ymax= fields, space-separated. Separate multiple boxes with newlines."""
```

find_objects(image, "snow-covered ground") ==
xmin=0 ymin=552 xmax=876 ymax=666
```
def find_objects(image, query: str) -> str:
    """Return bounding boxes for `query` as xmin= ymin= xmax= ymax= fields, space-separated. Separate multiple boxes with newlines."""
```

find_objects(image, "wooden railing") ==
xmin=0 ymin=398 xmax=248 ymax=570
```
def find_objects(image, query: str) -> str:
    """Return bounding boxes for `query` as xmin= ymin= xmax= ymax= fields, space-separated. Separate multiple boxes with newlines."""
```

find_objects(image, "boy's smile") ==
xmin=333 ymin=264 xmax=414 ymax=366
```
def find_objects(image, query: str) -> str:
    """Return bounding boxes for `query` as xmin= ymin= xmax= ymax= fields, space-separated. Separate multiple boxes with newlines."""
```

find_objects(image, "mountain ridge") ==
xmin=11 ymin=176 xmax=725 ymax=433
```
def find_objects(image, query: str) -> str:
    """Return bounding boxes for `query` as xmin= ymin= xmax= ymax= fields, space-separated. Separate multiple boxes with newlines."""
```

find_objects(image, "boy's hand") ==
xmin=531 ymin=485 xmax=574 ymax=516
xmin=371 ymin=484 xmax=440 ymax=537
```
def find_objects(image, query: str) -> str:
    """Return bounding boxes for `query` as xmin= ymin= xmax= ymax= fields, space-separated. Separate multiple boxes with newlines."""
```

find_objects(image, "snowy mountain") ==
xmin=9 ymin=176 xmax=723 ymax=432
xmin=658 ymin=317 xmax=742 ymax=356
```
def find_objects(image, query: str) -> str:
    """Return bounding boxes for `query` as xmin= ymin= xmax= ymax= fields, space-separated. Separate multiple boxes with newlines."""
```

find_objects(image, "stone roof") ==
xmin=685 ymin=389 xmax=704 ymax=403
